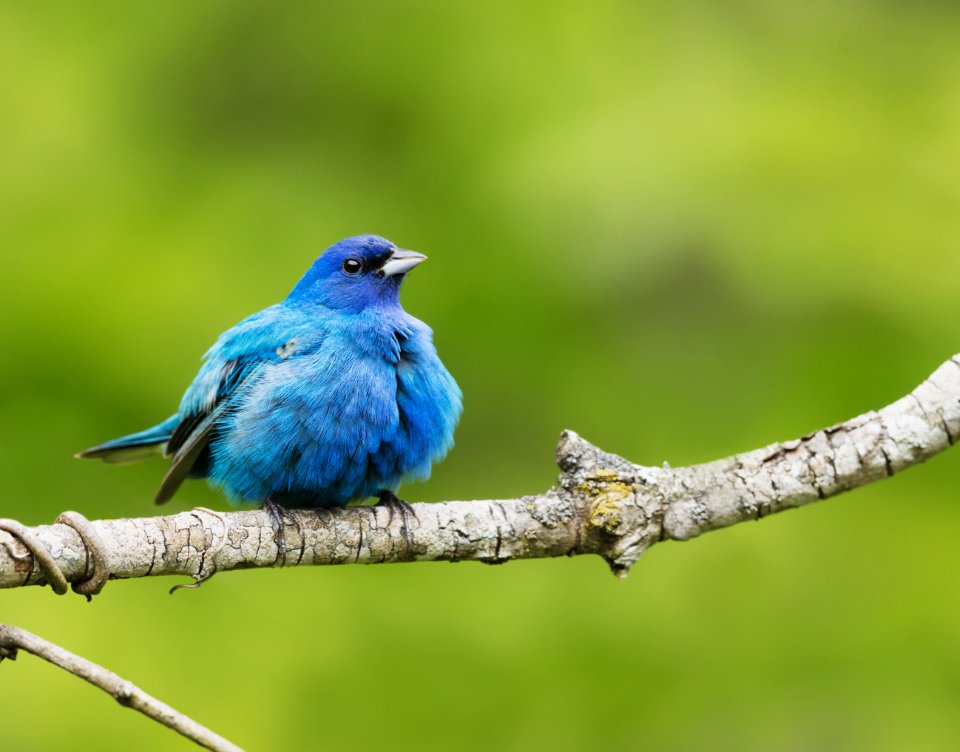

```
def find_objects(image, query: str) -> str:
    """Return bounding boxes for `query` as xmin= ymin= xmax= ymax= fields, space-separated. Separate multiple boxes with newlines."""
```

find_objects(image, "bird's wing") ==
xmin=155 ymin=305 xmax=321 ymax=504
xmin=155 ymin=399 xmax=236 ymax=505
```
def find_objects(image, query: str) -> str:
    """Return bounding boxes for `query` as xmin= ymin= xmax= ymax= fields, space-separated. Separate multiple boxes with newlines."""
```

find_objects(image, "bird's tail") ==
xmin=76 ymin=414 xmax=181 ymax=465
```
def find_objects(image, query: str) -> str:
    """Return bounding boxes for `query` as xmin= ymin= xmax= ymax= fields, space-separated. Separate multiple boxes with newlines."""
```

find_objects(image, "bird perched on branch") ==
xmin=78 ymin=235 xmax=462 ymax=525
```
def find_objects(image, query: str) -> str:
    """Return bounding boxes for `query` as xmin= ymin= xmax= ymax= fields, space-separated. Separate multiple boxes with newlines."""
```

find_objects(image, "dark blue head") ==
xmin=287 ymin=235 xmax=426 ymax=311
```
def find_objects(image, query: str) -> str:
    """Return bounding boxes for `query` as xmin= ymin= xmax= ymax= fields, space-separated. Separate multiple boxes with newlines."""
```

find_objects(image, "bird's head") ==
xmin=287 ymin=235 xmax=426 ymax=311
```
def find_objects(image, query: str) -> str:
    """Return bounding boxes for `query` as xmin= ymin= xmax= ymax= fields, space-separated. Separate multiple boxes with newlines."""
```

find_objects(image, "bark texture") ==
xmin=1 ymin=355 xmax=958 ymax=592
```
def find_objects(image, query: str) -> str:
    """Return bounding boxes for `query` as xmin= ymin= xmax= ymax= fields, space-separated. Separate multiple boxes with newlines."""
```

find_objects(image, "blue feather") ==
xmin=79 ymin=235 xmax=463 ymax=508
xmin=77 ymin=414 xmax=181 ymax=465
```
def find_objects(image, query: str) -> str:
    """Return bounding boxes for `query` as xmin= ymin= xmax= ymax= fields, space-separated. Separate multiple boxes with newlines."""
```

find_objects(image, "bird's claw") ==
xmin=376 ymin=491 xmax=418 ymax=524
xmin=263 ymin=498 xmax=289 ymax=567
xmin=376 ymin=491 xmax=418 ymax=555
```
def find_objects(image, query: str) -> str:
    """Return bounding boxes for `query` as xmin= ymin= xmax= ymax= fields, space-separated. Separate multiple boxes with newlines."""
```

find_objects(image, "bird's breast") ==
xmin=208 ymin=322 xmax=460 ymax=504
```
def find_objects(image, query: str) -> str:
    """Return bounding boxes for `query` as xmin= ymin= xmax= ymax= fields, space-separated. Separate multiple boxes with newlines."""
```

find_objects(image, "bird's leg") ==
xmin=376 ymin=490 xmax=419 ymax=554
xmin=262 ymin=498 xmax=289 ymax=567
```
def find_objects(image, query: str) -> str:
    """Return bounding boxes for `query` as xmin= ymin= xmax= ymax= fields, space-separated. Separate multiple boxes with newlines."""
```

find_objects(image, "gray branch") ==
xmin=0 ymin=624 xmax=243 ymax=751
xmin=1 ymin=355 xmax=958 ymax=592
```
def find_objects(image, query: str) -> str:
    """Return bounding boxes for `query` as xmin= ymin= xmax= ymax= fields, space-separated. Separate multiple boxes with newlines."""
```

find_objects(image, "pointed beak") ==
xmin=380 ymin=248 xmax=427 ymax=277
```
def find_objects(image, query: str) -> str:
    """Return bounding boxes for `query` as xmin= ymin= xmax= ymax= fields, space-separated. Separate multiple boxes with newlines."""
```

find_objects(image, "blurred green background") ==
xmin=2 ymin=1 xmax=960 ymax=749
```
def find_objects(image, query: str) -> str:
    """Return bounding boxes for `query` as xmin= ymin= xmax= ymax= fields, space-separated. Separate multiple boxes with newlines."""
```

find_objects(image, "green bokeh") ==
xmin=2 ymin=2 xmax=960 ymax=749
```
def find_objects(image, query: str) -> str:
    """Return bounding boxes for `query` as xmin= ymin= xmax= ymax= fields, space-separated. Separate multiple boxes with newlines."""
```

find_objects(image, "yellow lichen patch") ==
xmin=580 ymin=470 xmax=633 ymax=533
xmin=587 ymin=469 xmax=620 ymax=483
xmin=576 ymin=469 xmax=618 ymax=497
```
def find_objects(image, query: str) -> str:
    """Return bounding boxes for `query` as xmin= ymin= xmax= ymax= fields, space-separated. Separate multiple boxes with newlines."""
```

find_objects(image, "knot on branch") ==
xmin=0 ymin=512 xmax=109 ymax=599
xmin=555 ymin=430 xmax=670 ymax=577
xmin=114 ymin=680 xmax=136 ymax=706
xmin=0 ymin=625 xmax=18 ymax=662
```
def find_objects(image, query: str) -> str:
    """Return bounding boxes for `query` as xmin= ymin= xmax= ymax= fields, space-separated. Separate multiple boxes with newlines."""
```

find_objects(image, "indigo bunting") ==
xmin=79 ymin=235 xmax=462 ymax=517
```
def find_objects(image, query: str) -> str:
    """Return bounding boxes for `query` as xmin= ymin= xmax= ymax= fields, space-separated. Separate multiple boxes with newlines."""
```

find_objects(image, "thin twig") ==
xmin=0 ymin=624 xmax=243 ymax=752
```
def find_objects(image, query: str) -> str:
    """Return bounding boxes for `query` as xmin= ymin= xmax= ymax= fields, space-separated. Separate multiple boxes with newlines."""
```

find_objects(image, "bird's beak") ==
xmin=380 ymin=249 xmax=427 ymax=277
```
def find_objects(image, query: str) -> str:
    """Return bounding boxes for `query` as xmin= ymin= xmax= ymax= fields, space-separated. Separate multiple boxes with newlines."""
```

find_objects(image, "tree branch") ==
xmin=0 ymin=624 xmax=243 ymax=751
xmin=1 ymin=355 xmax=958 ymax=591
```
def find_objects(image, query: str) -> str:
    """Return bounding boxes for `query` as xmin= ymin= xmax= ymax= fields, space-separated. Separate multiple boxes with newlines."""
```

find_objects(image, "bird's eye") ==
xmin=342 ymin=258 xmax=362 ymax=275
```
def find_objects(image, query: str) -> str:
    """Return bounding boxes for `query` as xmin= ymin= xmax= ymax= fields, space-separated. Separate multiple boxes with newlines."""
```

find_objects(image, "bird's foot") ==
xmin=263 ymin=498 xmax=289 ymax=567
xmin=376 ymin=491 xmax=419 ymax=554
xmin=376 ymin=490 xmax=419 ymax=525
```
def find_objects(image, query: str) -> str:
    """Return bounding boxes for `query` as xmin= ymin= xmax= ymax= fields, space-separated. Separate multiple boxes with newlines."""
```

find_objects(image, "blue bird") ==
xmin=79 ymin=235 xmax=462 ymax=523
